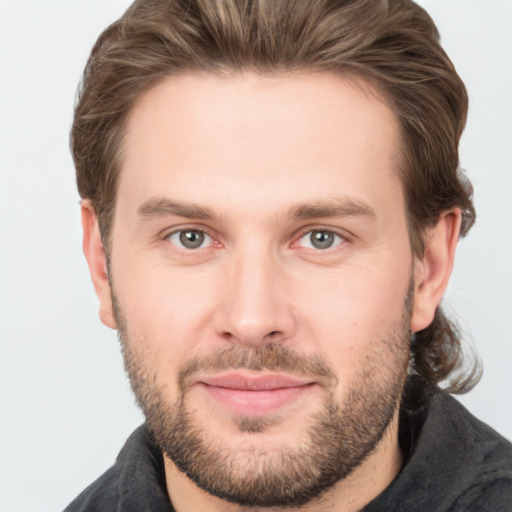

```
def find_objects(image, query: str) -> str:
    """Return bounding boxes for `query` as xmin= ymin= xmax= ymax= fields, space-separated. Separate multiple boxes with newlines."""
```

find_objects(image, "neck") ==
xmin=164 ymin=410 xmax=403 ymax=512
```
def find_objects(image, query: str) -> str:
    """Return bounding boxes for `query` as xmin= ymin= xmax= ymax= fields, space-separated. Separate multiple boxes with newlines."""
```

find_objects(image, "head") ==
xmin=75 ymin=0 xmax=479 ymax=507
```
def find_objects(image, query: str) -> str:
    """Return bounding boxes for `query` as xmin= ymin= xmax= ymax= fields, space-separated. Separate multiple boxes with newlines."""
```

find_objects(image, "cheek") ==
xmin=292 ymin=262 xmax=411 ymax=374
xmin=113 ymin=258 xmax=223 ymax=365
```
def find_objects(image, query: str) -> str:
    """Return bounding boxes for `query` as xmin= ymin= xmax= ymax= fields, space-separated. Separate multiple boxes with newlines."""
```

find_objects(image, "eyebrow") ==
xmin=287 ymin=198 xmax=377 ymax=221
xmin=137 ymin=197 xmax=214 ymax=220
xmin=136 ymin=196 xmax=376 ymax=222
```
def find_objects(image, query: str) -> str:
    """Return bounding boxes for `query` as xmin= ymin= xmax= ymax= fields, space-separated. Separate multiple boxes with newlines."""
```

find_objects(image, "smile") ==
xmin=197 ymin=372 xmax=316 ymax=416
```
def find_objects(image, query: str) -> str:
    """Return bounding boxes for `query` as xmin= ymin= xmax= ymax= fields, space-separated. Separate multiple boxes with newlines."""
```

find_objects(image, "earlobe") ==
xmin=410 ymin=209 xmax=462 ymax=333
xmin=81 ymin=201 xmax=117 ymax=330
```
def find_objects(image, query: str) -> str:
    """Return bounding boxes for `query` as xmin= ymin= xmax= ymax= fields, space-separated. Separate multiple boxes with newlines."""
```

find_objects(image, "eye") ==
xmin=167 ymin=229 xmax=213 ymax=250
xmin=298 ymin=230 xmax=344 ymax=250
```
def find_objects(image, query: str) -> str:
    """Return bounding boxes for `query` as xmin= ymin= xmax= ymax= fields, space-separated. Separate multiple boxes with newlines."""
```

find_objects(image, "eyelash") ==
xmin=162 ymin=226 xmax=349 ymax=253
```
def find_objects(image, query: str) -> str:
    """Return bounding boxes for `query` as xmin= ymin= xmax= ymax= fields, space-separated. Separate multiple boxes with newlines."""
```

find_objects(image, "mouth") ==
xmin=196 ymin=372 xmax=316 ymax=417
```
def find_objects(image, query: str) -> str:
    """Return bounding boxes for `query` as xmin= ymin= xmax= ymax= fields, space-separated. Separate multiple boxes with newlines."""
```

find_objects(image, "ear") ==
xmin=81 ymin=200 xmax=117 ymax=330
xmin=410 ymin=209 xmax=462 ymax=333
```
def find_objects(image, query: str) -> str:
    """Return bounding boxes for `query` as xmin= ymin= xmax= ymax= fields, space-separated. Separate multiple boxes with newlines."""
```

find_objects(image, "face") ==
xmin=100 ymin=72 xmax=418 ymax=507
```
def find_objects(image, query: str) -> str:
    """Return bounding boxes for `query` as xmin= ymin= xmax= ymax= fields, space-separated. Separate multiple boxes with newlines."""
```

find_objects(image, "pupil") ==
xmin=311 ymin=231 xmax=334 ymax=249
xmin=180 ymin=230 xmax=204 ymax=249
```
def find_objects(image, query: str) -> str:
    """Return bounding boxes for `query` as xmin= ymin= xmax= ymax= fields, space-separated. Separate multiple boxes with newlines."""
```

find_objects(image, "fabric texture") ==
xmin=64 ymin=378 xmax=512 ymax=511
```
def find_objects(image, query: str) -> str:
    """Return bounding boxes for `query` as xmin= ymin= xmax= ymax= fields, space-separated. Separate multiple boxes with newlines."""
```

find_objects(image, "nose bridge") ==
xmin=217 ymin=241 xmax=294 ymax=345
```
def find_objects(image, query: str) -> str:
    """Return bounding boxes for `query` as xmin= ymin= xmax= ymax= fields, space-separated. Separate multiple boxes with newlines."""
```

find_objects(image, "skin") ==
xmin=82 ymin=72 xmax=461 ymax=511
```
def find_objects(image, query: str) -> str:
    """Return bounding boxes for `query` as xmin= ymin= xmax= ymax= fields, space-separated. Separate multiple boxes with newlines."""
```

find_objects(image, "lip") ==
xmin=200 ymin=372 xmax=314 ymax=390
xmin=197 ymin=372 xmax=316 ymax=416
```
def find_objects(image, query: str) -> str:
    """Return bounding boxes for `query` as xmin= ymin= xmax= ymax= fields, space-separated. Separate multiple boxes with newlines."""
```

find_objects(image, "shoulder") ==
xmin=63 ymin=458 xmax=122 ymax=511
xmin=442 ymin=396 xmax=512 ymax=511
xmin=452 ymin=478 xmax=512 ymax=512
xmin=436 ymin=391 xmax=512 ymax=471
xmin=364 ymin=379 xmax=512 ymax=512
xmin=426 ymin=389 xmax=512 ymax=511
xmin=63 ymin=425 xmax=171 ymax=512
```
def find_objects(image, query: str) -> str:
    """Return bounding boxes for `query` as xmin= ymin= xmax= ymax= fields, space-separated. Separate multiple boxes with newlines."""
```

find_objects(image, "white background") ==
xmin=1 ymin=1 xmax=511 ymax=511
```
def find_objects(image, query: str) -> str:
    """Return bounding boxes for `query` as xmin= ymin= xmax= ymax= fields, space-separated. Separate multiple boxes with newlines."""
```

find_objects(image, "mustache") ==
xmin=178 ymin=343 xmax=336 ymax=392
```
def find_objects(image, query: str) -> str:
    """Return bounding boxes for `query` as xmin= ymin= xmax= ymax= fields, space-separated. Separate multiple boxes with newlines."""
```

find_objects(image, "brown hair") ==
xmin=72 ymin=0 xmax=479 ymax=392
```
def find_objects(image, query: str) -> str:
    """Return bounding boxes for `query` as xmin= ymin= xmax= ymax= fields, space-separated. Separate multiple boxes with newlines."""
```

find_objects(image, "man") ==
xmin=64 ymin=0 xmax=512 ymax=510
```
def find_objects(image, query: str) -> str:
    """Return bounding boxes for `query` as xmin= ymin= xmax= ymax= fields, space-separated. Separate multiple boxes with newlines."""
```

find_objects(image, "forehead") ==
xmin=119 ymin=71 xmax=404 ymax=222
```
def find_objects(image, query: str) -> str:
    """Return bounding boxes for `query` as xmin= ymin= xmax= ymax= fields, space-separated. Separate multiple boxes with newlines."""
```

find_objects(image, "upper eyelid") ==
xmin=160 ymin=224 xmax=215 ymax=239
xmin=293 ymin=225 xmax=351 ymax=242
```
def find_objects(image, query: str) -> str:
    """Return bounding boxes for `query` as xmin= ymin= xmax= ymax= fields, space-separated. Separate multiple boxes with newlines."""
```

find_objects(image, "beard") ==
xmin=114 ymin=292 xmax=412 ymax=508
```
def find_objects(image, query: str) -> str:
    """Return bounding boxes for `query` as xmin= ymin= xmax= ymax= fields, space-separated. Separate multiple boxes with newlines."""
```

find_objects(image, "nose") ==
xmin=214 ymin=247 xmax=296 ymax=346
